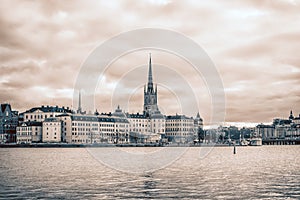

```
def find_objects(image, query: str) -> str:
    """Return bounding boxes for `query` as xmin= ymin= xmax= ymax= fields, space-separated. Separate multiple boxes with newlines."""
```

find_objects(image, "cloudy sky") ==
xmin=1 ymin=0 xmax=300 ymax=125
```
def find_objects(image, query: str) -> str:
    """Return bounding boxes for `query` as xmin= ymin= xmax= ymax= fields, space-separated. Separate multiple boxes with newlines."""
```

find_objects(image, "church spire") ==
xmin=148 ymin=53 xmax=153 ymax=84
xmin=77 ymin=90 xmax=82 ymax=114
xmin=289 ymin=110 xmax=294 ymax=120
xmin=147 ymin=53 xmax=153 ymax=92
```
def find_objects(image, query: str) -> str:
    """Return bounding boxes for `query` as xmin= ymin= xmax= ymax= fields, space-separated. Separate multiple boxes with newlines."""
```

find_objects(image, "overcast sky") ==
xmin=1 ymin=0 xmax=300 ymax=125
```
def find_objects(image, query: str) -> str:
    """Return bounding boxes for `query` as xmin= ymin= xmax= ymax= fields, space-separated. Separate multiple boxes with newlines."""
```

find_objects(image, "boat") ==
xmin=249 ymin=138 xmax=262 ymax=146
xmin=240 ymin=139 xmax=249 ymax=146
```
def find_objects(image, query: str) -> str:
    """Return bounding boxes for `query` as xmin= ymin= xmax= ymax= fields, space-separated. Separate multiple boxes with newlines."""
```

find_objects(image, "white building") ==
xmin=53 ymin=110 xmax=130 ymax=144
xmin=42 ymin=118 xmax=62 ymax=143
xmin=165 ymin=115 xmax=195 ymax=143
xmin=23 ymin=105 xmax=72 ymax=122
xmin=16 ymin=121 xmax=42 ymax=144
xmin=70 ymin=114 xmax=98 ymax=144
xmin=256 ymin=124 xmax=275 ymax=139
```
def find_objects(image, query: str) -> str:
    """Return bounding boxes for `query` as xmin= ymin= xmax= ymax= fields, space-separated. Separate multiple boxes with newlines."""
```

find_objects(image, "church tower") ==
xmin=144 ymin=54 xmax=159 ymax=115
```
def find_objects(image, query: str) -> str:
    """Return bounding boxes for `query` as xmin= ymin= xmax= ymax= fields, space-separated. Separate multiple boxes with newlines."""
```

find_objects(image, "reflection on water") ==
xmin=0 ymin=146 xmax=299 ymax=199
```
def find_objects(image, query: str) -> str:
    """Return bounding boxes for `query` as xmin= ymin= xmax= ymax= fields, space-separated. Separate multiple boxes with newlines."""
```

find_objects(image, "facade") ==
xmin=165 ymin=115 xmax=195 ymax=143
xmin=16 ymin=121 xmax=42 ymax=144
xmin=99 ymin=115 xmax=130 ymax=144
xmin=256 ymin=124 xmax=275 ymax=139
xmin=0 ymin=104 xmax=19 ymax=143
xmin=293 ymin=115 xmax=300 ymax=125
xmin=70 ymin=114 xmax=98 ymax=144
xmin=256 ymin=111 xmax=300 ymax=140
xmin=55 ymin=110 xmax=130 ymax=144
xmin=42 ymin=118 xmax=62 ymax=143
xmin=23 ymin=105 xmax=72 ymax=122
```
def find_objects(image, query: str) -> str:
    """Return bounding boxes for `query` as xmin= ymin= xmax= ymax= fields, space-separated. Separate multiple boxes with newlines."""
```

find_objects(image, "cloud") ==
xmin=0 ymin=0 xmax=300 ymax=125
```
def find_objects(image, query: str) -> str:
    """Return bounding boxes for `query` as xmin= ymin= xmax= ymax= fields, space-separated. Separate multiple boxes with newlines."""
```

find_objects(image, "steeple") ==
xmin=289 ymin=110 xmax=294 ymax=120
xmin=77 ymin=90 xmax=82 ymax=114
xmin=144 ymin=54 xmax=159 ymax=115
xmin=147 ymin=53 xmax=153 ymax=92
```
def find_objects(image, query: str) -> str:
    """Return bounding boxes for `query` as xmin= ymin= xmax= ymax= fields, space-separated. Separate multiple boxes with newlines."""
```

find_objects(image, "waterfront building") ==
xmin=125 ymin=55 xmax=166 ymax=143
xmin=256 ymin=124 xmax=275 ymax=139
xmin=23 ymin=105 xmax=72 ymax=122
xmin=0 ymin=103 xmax=19 ymax=143
xmin=127 ymin=112 xmax=163 ymax=143
xmin=99 ymin=114 xmax=130 ymax=144
xmin=293 ymin=114 xmax=300 ymax=125
xmin=54 ymin=108 xmax=130 ymax=144
xmin=69 ymin=114 xmax=98 ymax=144
xmin=16 ymin=121 xmax=42 ymax=144
xmin=42 ymin=118 xmax=62 ymax=143
xmin=165 ymin=114 xmax=195 ymax=143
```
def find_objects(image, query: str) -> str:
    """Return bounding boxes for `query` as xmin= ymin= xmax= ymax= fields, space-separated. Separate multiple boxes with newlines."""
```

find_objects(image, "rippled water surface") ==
xmin=0 ymin=146 xmax=299 ymax=199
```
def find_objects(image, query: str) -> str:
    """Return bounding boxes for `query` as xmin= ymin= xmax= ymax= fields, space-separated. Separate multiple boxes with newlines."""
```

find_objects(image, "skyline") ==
xmin=1 ymin=0 xmax=300 ymax=124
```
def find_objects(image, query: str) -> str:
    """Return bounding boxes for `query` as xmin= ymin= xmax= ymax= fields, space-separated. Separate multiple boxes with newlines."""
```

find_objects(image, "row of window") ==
xmin=167 ymin=119 xmax=193 ymax=122
xmin=166 ymin=123 xmax=194 ymax=127
xmin=71 ymin=132 xmax=128 ymax=137
xmin=166 ymin=128 xmax=194 ymax=132
xmin=17 ymin=127 xmax=40 ymax=131
xmin=166 ymin=133 xmax=193 ymax=136
xmin=17 ymin=132 xmax=40 ymax=136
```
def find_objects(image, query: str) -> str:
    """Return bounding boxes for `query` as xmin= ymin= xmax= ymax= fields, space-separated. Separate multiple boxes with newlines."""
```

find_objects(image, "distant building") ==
xmin=4 ymin=55 xmax=205 ymax=145
xmin=55 ymin=109 xmax=130 ymax=144
xmin=165 ymin=114 xmax=194 ymax=143
xmin=42 ymin=118 xmax=62 ymax=143
xmin=257 ymin=110 xmax=300 ymax=140
xmin=126 ymin=55 xmax=166 ymax=143
xmin=16 ymin=121 xmax=42 ymax=144
xmin=293 ymin=114 xmax=300 ymax=125
xmin=23 ymin=105 xmax=72 ymax=122
xmin=256 ymin=124 xmax=275 ymax=139
xmin=0 ymin=103 xmax=19 ymax=143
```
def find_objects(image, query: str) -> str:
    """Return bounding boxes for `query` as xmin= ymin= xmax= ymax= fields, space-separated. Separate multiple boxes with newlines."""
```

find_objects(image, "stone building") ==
xmin=23 ymin=105 xmax=72 ymax=122
xmin=16 ymin=121 xmax=42 ymax=144
xmin=42 ymin=118 xmax=62 ymax=143
xmin=0 ymin=103 xmax=19 ymax=143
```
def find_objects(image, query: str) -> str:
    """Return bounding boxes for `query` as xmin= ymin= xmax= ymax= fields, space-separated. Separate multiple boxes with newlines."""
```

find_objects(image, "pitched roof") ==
xmin=23 ymin=105 xmax=72 ymax=114
xmin=1 ymin=104 xmax=11 ymax=113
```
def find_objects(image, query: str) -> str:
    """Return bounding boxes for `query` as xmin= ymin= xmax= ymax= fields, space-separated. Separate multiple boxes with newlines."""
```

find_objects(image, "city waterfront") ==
xmin=0 ymin=146 xmax=299 ymax=199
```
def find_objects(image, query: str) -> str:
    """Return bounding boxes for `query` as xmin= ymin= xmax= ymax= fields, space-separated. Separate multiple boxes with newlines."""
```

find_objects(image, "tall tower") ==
xmin=289 ymin=110 xmax=294 ymax=120
xmin=77 ymin=90 xmax=82 ymax=114
xmin=144 ymin=54 xmax=159 ymax=115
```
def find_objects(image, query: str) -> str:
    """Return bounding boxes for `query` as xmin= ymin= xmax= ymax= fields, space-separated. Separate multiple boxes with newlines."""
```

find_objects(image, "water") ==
xmin=0 ymin=146 xmax=299 ymax=199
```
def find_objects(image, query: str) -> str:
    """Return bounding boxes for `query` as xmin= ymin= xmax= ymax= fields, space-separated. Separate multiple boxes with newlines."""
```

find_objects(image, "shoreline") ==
xmin=0 ymin=143 xmax=232 ymax=148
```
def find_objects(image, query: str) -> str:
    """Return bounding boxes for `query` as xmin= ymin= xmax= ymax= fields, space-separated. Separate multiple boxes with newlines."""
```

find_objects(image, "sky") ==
xmin=1 ymin=0 xmax=300 ymax=126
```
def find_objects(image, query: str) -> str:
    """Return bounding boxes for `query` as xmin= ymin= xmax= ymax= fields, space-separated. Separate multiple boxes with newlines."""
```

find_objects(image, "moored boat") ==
xmin=249 ymin=138 xmax=262 ymax=146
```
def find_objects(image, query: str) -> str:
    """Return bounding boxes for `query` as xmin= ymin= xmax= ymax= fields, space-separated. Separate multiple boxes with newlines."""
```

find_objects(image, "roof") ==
xmin=98 ymin=116 xmax=129 ymax=123
xmin=127 ymin=113 xmax=148 ymax=119
xmin=1 ymin=104 xmax=11 ymax=113
xmin=150 ymin=111 xmax=165 ymax=119
xmin=166 ymin=115 xmax=193 ymax=120
xmin=71 ymin=115 xmax=98 ymax=122
xmin=19 ymin=121 xmax=42 ymax=127
xmin=112 ymin=106 xmax=127 ymax=118
xmin=43 ymin=117 xmax=61 ymax=122
xmin=23 ymin=105 xmax=72 ymax=114
xmin=256 ymin=124 xmax=274 ymax=128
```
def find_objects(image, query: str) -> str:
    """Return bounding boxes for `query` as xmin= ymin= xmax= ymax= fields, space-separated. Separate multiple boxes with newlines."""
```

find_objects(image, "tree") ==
xmin=198 ymin=128 xmax=205 ymax=143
